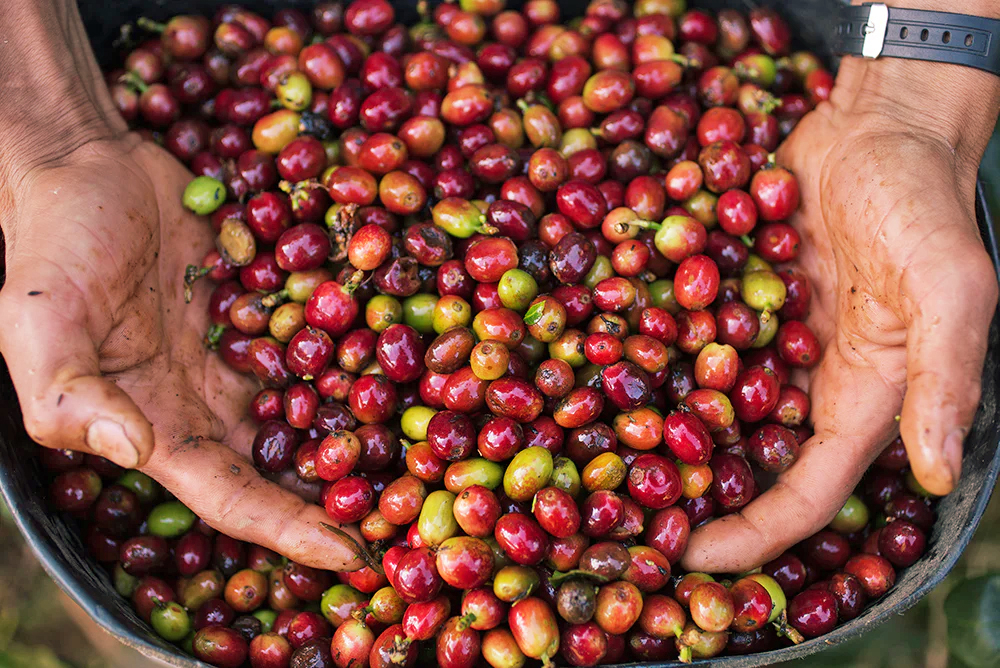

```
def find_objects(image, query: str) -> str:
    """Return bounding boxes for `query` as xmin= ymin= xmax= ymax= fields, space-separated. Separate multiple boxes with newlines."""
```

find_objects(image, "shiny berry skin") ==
xmin=801 ymin=530 xmax=852 ymax=571
xmin=533 ymin=487 xmax=581 ymax=538
xmin=763 ymin=552 xmax=808 ymax=597
xmin=709 ymin=453 xmax=755 ymax=511
xmin=627 ymin=454 xmax=682 ymax=509
xmin=729 ymin=365 xmax=780 ymax=423
xmin=556 ymin=181 xmax=609 ymax=230
xmin=788 ymin=589 xmax=838 ymax=639
xmin=436 ymin=536 xmax=495 ymax=590
xmin=885 ymin=493 xmax=935 ymax=532
xmin=50 ymin=468 xmax=103 ymax=512
xmin=252 ymin=421 xmax=299 ymax=473
xmin=776 ymin=321 xmax=821 ymax=368
xmin=601 ymin=361 xmax=652 ymax=412
xmin=348 ymin=374 xmax=398 ymax=424
xmin=844 ymin=554 xmax=897 ymax=598
xmin=394 ymin=547 xmax=443 ymax=604
xmin=877 ymin=520 xmax=927 ymax=567
xmin=747 ymin=424 xmax=800 ymax=473
xmin=375 ymin=324 xmax=426 ymax=383
xmin=689 ymin=582 xmax=736 ymax=633
xmin=192 ymin=626 xmax=249 ymax=667
xmin=663 ymin=411 xmax=714 ymax=465
xmin=427 ymin=410 xmax=477 ymax=461
xmin=572 ymin=488 xmax=622 ymax=538
xmin=495 ymin=513 xmax=549 ymax=565
xmin=323 ymin=475 xmax=374 ymax=523
xmin=750 ymin=166 xmax=800 ymax=221
xmin=819 ymin=572 xmax=868 ymax=622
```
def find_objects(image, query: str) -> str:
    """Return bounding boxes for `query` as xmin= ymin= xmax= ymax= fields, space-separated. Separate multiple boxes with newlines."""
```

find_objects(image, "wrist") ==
xmin=836 ymin=0 xmax=1000 ymax=172
xmin=831 ymin=55 xmax=1000 ymax=177
xmin=0 ymin=0 xmax=124 ymax=190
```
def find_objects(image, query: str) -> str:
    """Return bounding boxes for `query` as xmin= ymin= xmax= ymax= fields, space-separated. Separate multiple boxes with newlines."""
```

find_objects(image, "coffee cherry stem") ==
xmin=203 ymin=324 xmax=225 ymax=350
xmin=739 ymin=234 xmax=754 ymax=247
xmin=119 ymin=70 xmax=148 ymax=93
xmin=773 ymin=609 xmax=805 ymax=644
xmin=135 ymin=17 xmax=166 ymax=33
xmin=183 ymin=264 xmax=211 ymax=303
xmin=478 ymin=220 xmax=499 ymax=236
xmin=678 ymin=644 xmax=694 ymax=663
xmin=388 ymin=636 xmax=412 ymax=663
xmin=670 ymin=54 xmax=692 ymax=67
xmin=320 ymin=522 xmax=384 ymax=574
xmin=261 ymin=290 xmax=290 ymax=309
xmin=456 ymin=612 xmax=477 ymax=631
xmin=627 ymin=220 xmax=662 ymax=231
xmin=343 ymin=270 xmax=365 ymax=296
xmin=416 ymin=0 xmax=431 ymax=21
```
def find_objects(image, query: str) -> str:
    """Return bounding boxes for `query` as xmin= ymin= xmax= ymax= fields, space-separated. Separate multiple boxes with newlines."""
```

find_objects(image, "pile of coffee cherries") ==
xmin=38 ymin=0 xmax=939 ymax=666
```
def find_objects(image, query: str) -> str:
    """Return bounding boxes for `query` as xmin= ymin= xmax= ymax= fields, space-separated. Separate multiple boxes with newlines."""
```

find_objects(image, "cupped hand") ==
xmin=0 ymin=135 xmax=365 ymax=571
xmin=682 ymin=61 xmax=999 ymax=573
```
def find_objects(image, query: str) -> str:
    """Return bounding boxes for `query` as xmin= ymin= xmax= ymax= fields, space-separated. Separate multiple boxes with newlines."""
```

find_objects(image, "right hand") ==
xmin=0 ymin=134 xmax=365 ymax=572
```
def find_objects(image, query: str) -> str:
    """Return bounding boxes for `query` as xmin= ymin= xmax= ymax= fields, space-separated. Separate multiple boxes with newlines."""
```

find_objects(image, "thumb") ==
xmin=898 ymin=223 xmax=998 ymax=495
xmin=0 ymin=283 xmax=154 ymax=468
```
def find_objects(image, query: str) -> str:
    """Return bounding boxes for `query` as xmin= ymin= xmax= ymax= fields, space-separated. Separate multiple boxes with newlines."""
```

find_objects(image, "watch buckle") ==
xmin=862 ymin=3 xmax=889 ymax=58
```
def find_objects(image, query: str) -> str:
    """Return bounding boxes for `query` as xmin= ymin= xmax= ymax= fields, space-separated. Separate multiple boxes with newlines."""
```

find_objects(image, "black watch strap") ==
xmin=833 ymin=2 xmax=1000 ymax=76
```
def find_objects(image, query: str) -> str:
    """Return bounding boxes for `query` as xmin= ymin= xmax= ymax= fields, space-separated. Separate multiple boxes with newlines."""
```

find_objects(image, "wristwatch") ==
xmin=833 ymin=2 xmax=1000 ymax=76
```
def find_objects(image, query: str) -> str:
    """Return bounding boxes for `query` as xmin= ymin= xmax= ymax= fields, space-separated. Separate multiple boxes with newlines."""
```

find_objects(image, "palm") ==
xmin=11 ymin=136 xmax=256 ymax=460
xmin=682 ymin=103 xmax=998 ymax=573
xmin=1 ymin=136 xmax=363 ymax=570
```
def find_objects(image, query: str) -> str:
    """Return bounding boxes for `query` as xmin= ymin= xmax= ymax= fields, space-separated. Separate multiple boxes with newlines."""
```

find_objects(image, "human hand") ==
xmin=682 ymin=56 xmax=1000 ymax=573
xmin=0 ymin=135 xmax=365 ymax=572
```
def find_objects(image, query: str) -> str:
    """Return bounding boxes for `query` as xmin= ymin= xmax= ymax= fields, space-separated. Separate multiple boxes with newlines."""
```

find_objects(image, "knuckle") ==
xmin=21 ymin=401 xmax=59 ymax=446
xmin=968 ymin=252 xmax=999 ymax=303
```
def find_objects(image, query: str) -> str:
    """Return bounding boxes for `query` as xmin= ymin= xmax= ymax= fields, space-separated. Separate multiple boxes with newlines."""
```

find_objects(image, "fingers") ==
xmin=142 ymin=438 xmax=366 ymax=572
xmin=0 ymin=285 xmax=154 ymax=468
xmin=680 ymin=436 xmax=863 ymax=573
xmin=682 ymin=356 xmax=901 ymax=573
xmin=899 ymin=236 xmax=998 ymax=495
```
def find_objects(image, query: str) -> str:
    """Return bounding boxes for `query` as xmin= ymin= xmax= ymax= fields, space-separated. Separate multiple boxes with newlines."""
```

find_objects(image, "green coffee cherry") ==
xmin=418 ymin=490 xmax=459 ymax=546
xmin=503 ymin=447 xmax=554 ymax=502
xmin=147 ymin=501 xmax=196 ymax=538
xmin=117 ymin=470 xmax=161 ymax=506
xmin=829 ymin=495 xmax=870 ymax=534
xmin=151 ymin=601 xmax=191 ymax=642
xmin=583 ymin=256 xmax=615 ymax=290
xmin=401 ymin=406 xmax=437 ymax=441
xmin=182 ymin=176 xmax=226 ymax=215
xmin=493 ymin=565 xmax=540 ymax=602
xmin=252 ymin=609 xmax=278 ymax=633
xmin=403 ymin=293 xmax=438 ymax=333
xmin=444 ymin=458 xmax=504 ymax=494
xmin=320 ymin=584 xmax=366 ymax=626
xmin=366 ymin=295 xmax=403 ymax=332
xmin=549 ymin=456 xmax=582 ymax=497
xmin=498 ymin=269 xmax=538 ymax=311
xmin=114 ymin=562 xmax=139 ymax=598
xmin=741 ymin=270 xmax=787 ymax=312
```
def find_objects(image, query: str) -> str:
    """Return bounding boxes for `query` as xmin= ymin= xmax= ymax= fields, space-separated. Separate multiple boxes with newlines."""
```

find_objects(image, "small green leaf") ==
xmin=549 ymin=569 xmax=608 ymax=588
xmin=523 ymin=301 xmax=545 ymax=326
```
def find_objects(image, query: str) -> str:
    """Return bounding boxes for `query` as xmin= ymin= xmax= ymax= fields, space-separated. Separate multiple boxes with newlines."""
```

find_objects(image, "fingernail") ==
xmin=86 ymin=419 xmax=140 ymax=468
xmin=944 ymin=428 xmax=965 ymax=486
